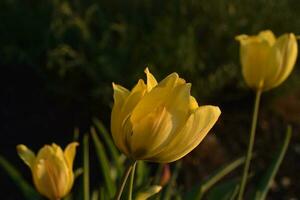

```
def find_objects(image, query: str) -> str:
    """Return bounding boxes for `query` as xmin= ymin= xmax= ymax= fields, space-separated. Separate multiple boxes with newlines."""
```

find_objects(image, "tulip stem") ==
xmin=114 ymin=160 xmax=137 ymax=200
xmin=128 ymin=161 xmax=137 ymax=200
xmin=238 ymin=89 xmax=262 ymax=200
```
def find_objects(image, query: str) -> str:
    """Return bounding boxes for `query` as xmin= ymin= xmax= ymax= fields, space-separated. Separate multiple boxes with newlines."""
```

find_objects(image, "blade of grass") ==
xmin=200 ymin=156 xmax=245 ymax=195
xmin=73 ymin=127 xmax=80 ymax=141
xmin=83 ymin=134 xmax=90 ymax=200
xmin=91 ymin=127 xmax=116 ymax=198
xmin=255 ymin=125 xmax=292 ymax=200
xmin=0 ymin=155 xmax=42 ymax=200
xmin=184 ymin=156 xmax=245 ymax=200
xmin=91 ymin=189 xmax=99 ymax=200
xmin=136 ymin=161 xmax=150 ymax=188
xmin=99 ymin=186 xmax=106 ymax=200
xmin=93 ymin=118 xmax=123 ymax=174
xmin=206 ymin=179 xmax=239 ymax=200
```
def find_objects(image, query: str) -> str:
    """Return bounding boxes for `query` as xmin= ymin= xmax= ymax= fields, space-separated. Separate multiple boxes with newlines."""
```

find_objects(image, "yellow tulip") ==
xmin=17 ymin=142 xmax=78 ymax=200
xmin=236 ymin=30 xmax=298 ymax=91
xmin=111 ymin=68 xmax=221 ymax=163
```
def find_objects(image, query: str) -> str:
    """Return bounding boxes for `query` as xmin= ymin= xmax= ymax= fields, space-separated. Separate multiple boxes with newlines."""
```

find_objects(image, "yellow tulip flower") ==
xmin=17 ymin=142 xmax=78 ymax=200
xmin=236 ymin=30 xmax=298 ymax=91
xmin=111 ymin=68 xmax=221 ymax=163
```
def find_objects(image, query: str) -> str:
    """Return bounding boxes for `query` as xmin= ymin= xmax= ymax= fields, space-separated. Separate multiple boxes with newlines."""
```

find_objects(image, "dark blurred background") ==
xmin=1 ymin=0 xmax=300 ymax=199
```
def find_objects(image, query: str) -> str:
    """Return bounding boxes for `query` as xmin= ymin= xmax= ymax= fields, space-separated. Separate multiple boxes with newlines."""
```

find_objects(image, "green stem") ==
xmin=128 ymin=162 xmax=137 ymax=200
xmin=83 ymin=134 xmax=90 ymax=200
xmin=114 ymin=160 xmax=137 ymax=200
xmin=238 ymin=89 xmax=262 ymax=200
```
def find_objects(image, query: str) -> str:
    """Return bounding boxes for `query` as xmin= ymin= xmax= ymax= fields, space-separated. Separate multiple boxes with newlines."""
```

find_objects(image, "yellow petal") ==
xmin=167 ymin=83 xmax=191 ymax=119
xmin=64 ymin=142 xmax=79 ymax=169
xmin=144 ymin=68 xmax=158 ymax=92
xmin=111 ymin=83 xmax=130 ymax=153
xmin=129 ymin=83 xmax=192 ymax=160
xmin=129 ymin=106 xmax=173 ymax=159
xmin=131 ymin=73 xmax=185 ymax=124
xmin=258 ymin=30 xmax=276 ymax=45
xmin=112 ymin=83 xmax=130 ymax=106
xmin=189 ymin=96 xmax=199 ymax=112
xmin=17 ymin=144 xmax=36 ymax=169
xmin=111 ymin=79 xmax=147 ymax=155
xmin=150 ymin=105 xmax=221 ymax=163
xmin=236 ymin=30 xmax=275 ymax=46
xmin=239 ymin=38 xmax=272 ymax=89
xmin=51 ymin=143 xmax=65 ymax=159
xmin=266 ymin=33 xmax=298 ymax=90
xmin=135 ymin=185 xmax=162 ymax=200
xmin=33 ymin=153 xmax=70 ymax=199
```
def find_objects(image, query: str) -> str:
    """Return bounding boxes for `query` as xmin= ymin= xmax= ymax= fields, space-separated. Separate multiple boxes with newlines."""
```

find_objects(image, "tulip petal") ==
xmin=240 ymin=39 xmax=272 ymax=89
xmin=17 ymin=144 xmax=36 ymax=169
xmin=258 ymin=30 xmax=276 ymax=45
xmin=150 ymin=105 xmax=221 ymax=163
xmin=64 ymin=142 xmax=79 ymax=169
xmin=112 ymin=83 xmax=130 ymax=106
xmin=33 ymin=154 xmax=70 ymax=199
xmin=131 ymin=73 xmax=185 ymax=124
xmin=51 ymin=143 xmax=65 ymax=159
xmin=111 ymin=83 xmax=130 ymax=153
xmin=129 ymin=106 xmax=173 ymax=159
xmin=189 ymin=96 xmax=199 ymax=112
xmin=112 ymin=79 xmax=147 ymax=155
xmin=266 ymin=33 xmax=298 ymax=89
xmin=144 ymin=68 xmax=158 ymax=92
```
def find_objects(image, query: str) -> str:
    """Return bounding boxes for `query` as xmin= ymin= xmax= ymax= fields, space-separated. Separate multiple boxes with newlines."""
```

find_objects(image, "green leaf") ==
xmin=93 ymin=118 xmax=123 ymax=175
xmin=0 ymin=154 xmax=42 ymax=200
xmin=254 ymin=125 xmax=292 ymax=200
xmin=206 ymin=179 xmax=239 ymax=200
xmin=74 ymin=167 xmax=83 ymax=179
xmin=83 ymin=134 xmax=90 ymax=200
xmin=184 ymin=156 xmax=245 ymax=200
xmin=91 ymin=127 xmax=117 ymax=198
xmin=99 ymin=186 xmax=107 ymax=200
xmin=136 ymin=161 xmax=150 ymax=188
xmin=91 ymin=189 xmax=99 ymax=200
xmin=135 ymin=185 xmax=162 ymax=200
xmin=73 ymin=127 xmax=80 ymax=141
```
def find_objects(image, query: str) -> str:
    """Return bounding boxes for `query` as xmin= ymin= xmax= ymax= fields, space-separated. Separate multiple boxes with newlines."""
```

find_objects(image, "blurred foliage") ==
xmin=1 ymin=0 xmax=300 ymax=109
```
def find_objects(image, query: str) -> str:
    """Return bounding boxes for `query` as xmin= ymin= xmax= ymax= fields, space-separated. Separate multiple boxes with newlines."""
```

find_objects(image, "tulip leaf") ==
xmin=99 ymin=186 xmax=107 ymax=200
xmin=74 ymin=167 xmax=83 ymax=179
xmin=135 ymin=185 xmax=162 ymax=200
xmin=73 ymin=127 xmax=80 ymax=141
xmin=136 ymin=161 xmax=150 ymax=188
xmin=206 ymin=179 xmax=239 ymax=200
xmin=0 ymin=154 xmax=42 ymax=200
xmin=83 ymin=134 xmax=90 ymax=200
xmin=184 ymin=156 xmax=245 ymax=200
xmin=254 ymin=125 xmax=292 ymax=200
xmin=91 ymin=127 xmax=116 ymax=198
xmin=91 ymin=189 xmax=99 ymax=200
xmin=93 ymin=118 xmax=123 ymax=175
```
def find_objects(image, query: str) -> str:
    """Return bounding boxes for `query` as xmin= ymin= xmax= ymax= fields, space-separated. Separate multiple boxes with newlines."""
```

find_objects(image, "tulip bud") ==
xmin=236 ymin=30 xmax=298 ymax=91
xmin=17 ymin=142 xmax=78 ymax=200
xmin=111 ymin=68 xmax=221 ymax=163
